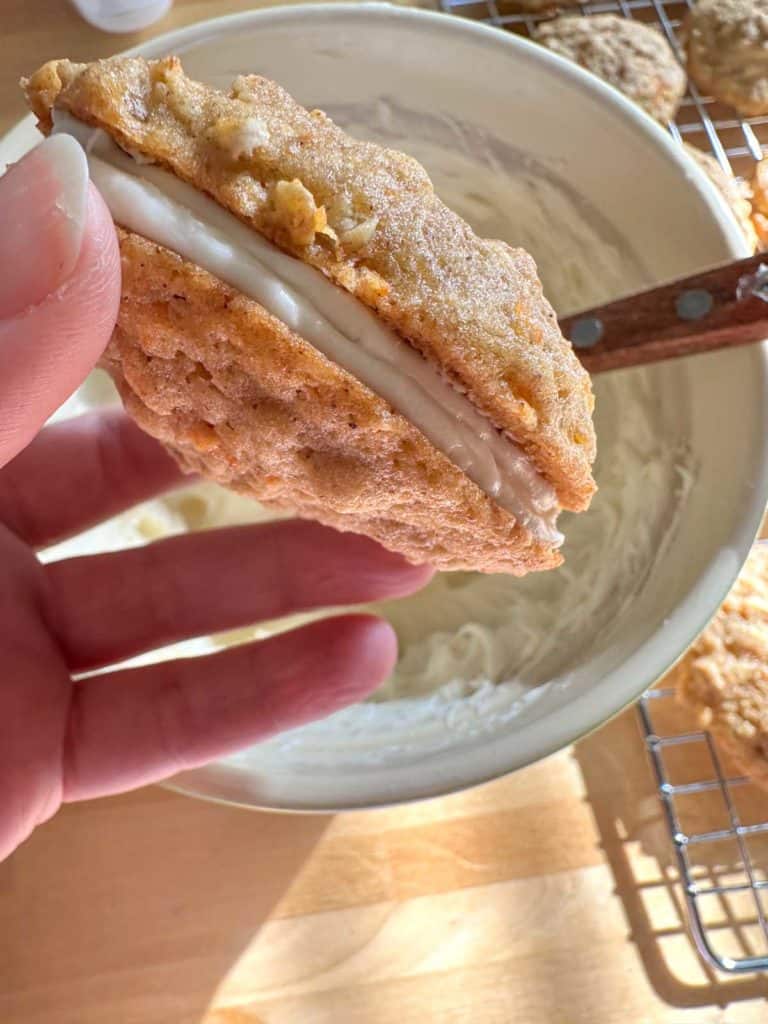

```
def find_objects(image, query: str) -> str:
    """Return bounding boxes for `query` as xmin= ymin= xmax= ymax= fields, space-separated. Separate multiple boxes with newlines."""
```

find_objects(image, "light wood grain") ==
xmin=2 ymin=5 xmax=768 ymax=1023
xmin=3 ymin=712 xmax=768 ymax=1023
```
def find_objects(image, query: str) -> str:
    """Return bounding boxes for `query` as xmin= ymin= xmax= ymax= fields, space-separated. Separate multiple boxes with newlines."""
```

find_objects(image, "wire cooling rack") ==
xmin=638 ymin=689 xmax=768 ymax=974
xmin=438 ymin=0 xmax=767 ymax=181
xmin=437 ymin=0 xmax=768 ymax=974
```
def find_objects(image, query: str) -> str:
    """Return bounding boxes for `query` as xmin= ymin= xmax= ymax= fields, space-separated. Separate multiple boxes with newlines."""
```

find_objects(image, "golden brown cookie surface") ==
xmin=685 ymin=0 xmax=768 ymax=117
xmin=672 ymin=544 xmax=768 ymax=783
xmin=23 ymin=56 xmax=596 ymax=513
xmin=22 ymin=56 xmax=600 ymax=572
xmin=683 ymin=143 xmax=758 ymax=252
xmin=751 ymin=157 xmax=768 ymax=248
xmin=536 ymin=14 xmax=686 ymax=123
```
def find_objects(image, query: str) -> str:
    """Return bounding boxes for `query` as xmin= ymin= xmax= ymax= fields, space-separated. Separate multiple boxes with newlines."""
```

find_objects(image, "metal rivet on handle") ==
xmin=570 ymin=317 xmax=604 ymax=349
xmin=737 ymin=263 xmax=768 ymax=303
xmin=675 ymin=288 xmax=713 ymax=321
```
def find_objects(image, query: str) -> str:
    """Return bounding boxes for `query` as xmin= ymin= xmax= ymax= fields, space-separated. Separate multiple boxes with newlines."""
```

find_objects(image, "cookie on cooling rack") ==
xmin=751 ymin=156 xmax=768 ymax=249
xmin=683 ymin=143 xmax=758 ymax=252
xmin=671 ymin=543 xmax=768 ymax=786
xmin=684 ymin=0 xmax=768 ymax=117
xmin=534 ymin=14 xmax=686 ymax=124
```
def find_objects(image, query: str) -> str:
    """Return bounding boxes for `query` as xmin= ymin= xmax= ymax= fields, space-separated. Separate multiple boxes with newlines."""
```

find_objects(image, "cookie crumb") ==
xmin=685 ymin=0 xmax=768 ymax=117
xmin=210 ymin=114 xmax=269 ymax=160
xmin=269 ymin=178 xmax=329 ymax=246
xmin=340 ymin=215 xmax=379 ymax=253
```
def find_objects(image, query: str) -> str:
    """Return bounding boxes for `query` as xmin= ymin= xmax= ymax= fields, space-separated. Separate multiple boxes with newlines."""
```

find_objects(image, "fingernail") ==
xmin=0 ymin=135 xmax=88 ymax=318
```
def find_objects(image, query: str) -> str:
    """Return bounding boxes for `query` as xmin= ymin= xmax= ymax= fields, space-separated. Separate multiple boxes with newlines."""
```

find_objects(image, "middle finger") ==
xmin=44 ymin=519 xmax=432 ymax=671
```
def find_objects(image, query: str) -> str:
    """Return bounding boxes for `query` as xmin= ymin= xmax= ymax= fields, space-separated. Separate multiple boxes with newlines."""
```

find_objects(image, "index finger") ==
xmin=0 ymin=151 xmax=120 ymax=468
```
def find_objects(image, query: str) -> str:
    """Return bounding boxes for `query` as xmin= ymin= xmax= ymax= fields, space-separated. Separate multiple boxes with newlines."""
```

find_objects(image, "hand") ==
xmin=0 ymin=137 xmax=432 ymax=860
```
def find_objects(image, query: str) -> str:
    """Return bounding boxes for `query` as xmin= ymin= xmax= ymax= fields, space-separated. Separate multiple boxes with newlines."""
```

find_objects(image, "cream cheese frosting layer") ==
xmin=52 ymin=111 xmax=562 ymax=544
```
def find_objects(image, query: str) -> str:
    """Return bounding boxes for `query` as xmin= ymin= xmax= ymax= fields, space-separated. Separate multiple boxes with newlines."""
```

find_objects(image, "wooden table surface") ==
xmin=2 ymin=3 xmax=768 ymax=1021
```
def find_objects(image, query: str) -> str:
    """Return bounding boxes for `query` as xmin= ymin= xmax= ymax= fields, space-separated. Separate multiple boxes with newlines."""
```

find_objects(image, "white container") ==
xmin=5 ymin=4 xmax=768 ymax=810
xmin=70 ymin=0 xmax=172 ymax=33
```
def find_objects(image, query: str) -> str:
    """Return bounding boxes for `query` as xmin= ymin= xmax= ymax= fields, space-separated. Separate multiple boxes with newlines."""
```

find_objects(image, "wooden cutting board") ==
xmin=2 ymin=4 xmax=768 ymax=1021
xmin=3 ymin=703 xmax=768 ymax=1023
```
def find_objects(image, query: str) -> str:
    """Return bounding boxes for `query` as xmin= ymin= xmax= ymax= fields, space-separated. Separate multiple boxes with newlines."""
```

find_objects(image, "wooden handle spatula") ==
xmin=560 ymin=252 xmax=768 ymax=374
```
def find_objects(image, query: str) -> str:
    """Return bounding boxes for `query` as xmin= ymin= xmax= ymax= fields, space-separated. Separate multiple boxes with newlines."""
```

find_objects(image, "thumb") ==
xmin=0 ymin=134 xmax=121 ymax=468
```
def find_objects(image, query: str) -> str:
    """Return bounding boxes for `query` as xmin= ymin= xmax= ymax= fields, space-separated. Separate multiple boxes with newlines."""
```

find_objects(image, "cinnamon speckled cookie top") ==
xmin=683 ymin=143 xmax=758 ymax=252
xmin=23 ymin=56 xmax=596 ymax=514
xmin=536 ymin=14 xmax=686 ymax=123
xmin=673 ymin=543 xmax=768 ymax=783
xmin=684 ymin=0 xmax=768 ymax=117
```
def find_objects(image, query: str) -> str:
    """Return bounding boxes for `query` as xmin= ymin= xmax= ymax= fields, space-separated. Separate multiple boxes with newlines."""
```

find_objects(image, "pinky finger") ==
xmin=62 ymin=615 xmax=396 ymax=803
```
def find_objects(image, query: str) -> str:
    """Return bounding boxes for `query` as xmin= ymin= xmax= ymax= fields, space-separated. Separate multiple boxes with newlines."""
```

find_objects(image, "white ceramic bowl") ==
xmin=6 ymin=4 xmax=768 ymax=810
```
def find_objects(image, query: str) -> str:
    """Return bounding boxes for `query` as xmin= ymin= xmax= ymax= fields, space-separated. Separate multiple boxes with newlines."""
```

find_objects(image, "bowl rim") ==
xmin=115 ymin=1 xmax=768 ymax=258
xmin=9 ymin=2 xmax=768 ymax=810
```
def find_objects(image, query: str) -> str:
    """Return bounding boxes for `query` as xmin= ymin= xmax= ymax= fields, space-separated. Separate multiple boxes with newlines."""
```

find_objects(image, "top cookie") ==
xmin=23 ymin=57 xmax=596 ymax=514
xmin=22 ymin=56 xmax=599 ymax=574
xmin=536 ymin=14 xmax=686 ymax=123
xmin=685 ymin=0 xmax=768 ymax=116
